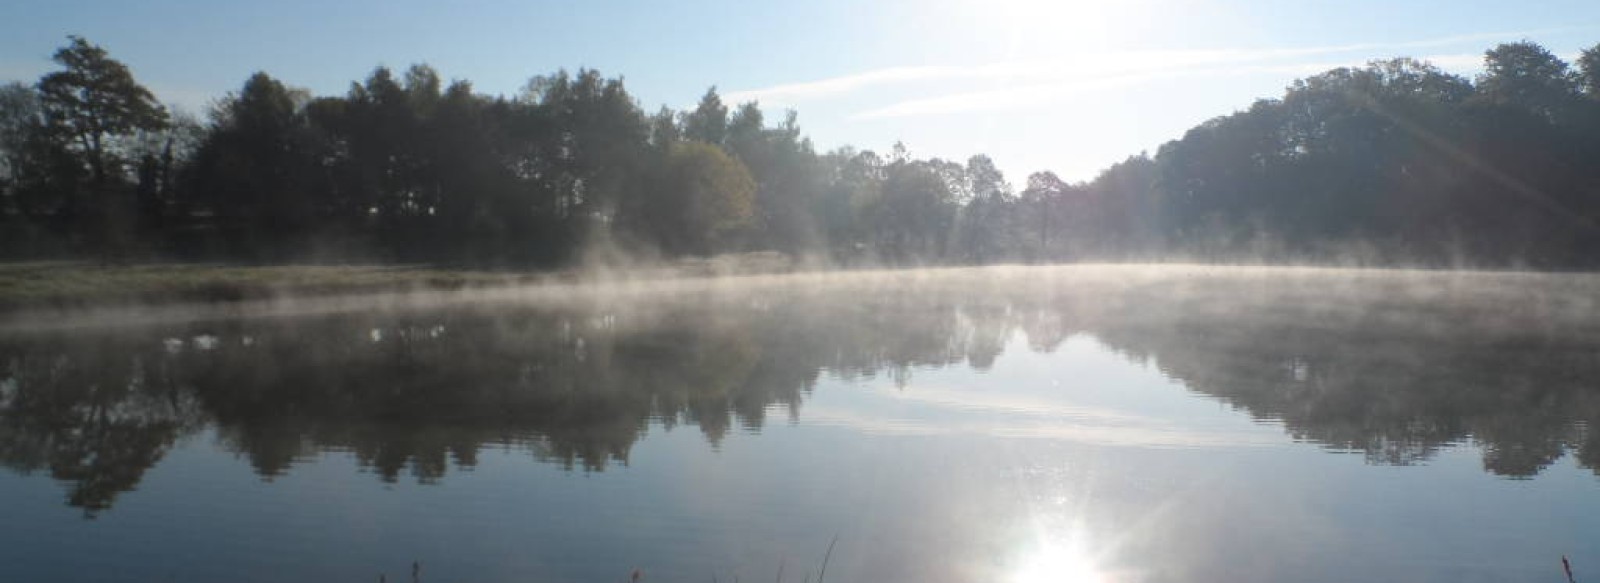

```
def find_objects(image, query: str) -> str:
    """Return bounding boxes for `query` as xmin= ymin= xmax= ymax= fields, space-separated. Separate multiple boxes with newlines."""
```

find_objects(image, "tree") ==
xmin=955 ymin=154 xmax=1014 ymax=262
xmin=187 ymin=71 xmax=330 ymax=254
xmin=1020 ymin=171 xmax=1068 ymax=257
xmin=8 ymin=34 xmax=1600 ymax=268
xmin=627 ymin=142 xmax=755 ymax=255
xmin=0 ymin=82 xmax=41 ymax=203
xmin=1475 ymin=41 xmax=1579 ymax=121
xmin=129 ymin=107 xmax=202 ymax=228
xmin=725 ymin=101 xmax=763 ymax=154
xmin=815 ymin=147 xmax=883 ymax=258
xmin=521 ymin=67 xmax=650 ymax=256
xmin=718 ymin=102 xmax=825 ymax=253
xmin=869 ymin=157 xmax=956 ymax=262
xmin=1579 ymin=43 xmax=1600 ymax=98
xmin=682 ymin=87 xmax=728 ymax=146
xmin=649 ymin=106 xmax=681 ymax=148
xmin=35 ymin=36 xmax=168 ymax=185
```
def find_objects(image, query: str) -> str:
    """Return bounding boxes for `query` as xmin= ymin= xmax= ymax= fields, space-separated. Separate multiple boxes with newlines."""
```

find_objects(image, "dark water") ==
xmin=4 ymin=266 xmax=1600 ymax=583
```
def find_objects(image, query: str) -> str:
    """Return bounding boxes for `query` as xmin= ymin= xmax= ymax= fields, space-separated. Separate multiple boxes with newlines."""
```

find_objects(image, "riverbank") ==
xmin=0 ymin=252 xmax=800 ymax=311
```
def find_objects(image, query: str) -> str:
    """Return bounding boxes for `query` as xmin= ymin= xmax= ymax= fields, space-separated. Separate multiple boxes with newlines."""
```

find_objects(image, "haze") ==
xmin=8 ymin=4 xmax=1600 ymax=582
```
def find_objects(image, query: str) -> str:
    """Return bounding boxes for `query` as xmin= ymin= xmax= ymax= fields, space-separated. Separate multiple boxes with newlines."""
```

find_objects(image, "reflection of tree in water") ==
xmin=6 ymin=268 xmax=1600 ymax=512
xmin=0 ymin=336 xmax=204 ymax=516
xmin=1074 ymin=272 xmax=1600 ymax=478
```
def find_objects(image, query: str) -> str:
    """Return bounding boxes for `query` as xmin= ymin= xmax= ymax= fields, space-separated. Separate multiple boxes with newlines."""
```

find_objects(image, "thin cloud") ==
xmin=799 ymin=404 xmax=1283 ymax=448
xmin=723 ymin=65 xmax=965 ymax=104
xmin=850 ymin=61 xmax=1361 ymax=120
xmin=851 ymin=74 xmax=1159 ymax=120
xmin=725 ymin=28 xmax=1581 ymax=108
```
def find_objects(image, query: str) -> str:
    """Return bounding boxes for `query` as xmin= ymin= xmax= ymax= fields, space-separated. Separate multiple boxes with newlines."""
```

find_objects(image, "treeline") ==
xmin=3 ymin=36 xmax=1600 ymax=267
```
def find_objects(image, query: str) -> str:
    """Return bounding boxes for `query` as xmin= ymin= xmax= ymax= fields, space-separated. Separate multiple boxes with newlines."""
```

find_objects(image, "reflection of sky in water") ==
xmin=3 ymin=267 xmax=1600 ymax=583
xmin=8 ymin=334 xmax=1591 ymax=583
xmin=803 ymin=333 xmax=1286 ymax=448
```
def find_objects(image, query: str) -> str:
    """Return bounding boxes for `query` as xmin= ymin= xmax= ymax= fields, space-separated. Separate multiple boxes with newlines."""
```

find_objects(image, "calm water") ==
xmin=4 ymin=266 xmax=1600 ymax=583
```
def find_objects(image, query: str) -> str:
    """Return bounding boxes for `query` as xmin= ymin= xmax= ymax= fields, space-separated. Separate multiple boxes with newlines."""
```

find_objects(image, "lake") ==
xmin=3 ymin=265 xmax=1600 ymax=583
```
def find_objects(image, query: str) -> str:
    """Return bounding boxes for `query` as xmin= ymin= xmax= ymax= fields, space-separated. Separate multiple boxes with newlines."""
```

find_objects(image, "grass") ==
xmin=0 ymin=252 xmax=800 ymax=311
xmin=0 ymin=262 xmax=523 ymax=310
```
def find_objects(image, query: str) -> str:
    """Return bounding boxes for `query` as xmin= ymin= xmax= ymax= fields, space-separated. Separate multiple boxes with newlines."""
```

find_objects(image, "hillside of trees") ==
xmin=3 ymin=36 xmax=1600 ymax=268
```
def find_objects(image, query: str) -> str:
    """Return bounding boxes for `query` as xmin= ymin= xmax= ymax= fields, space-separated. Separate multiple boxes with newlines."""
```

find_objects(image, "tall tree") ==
xmin=1020 ymin=171 xmax=1068 ymax=258
xmin=1578 ymin=43 xmax=1600 ymax=98
xmin=649 ymin=106 xmax=681 ymax=148
xmin=1475 ymin=41 xmax=1580 ymax=121
xmin=35 ymin=36 xmax=168 ymax=185
xmin=0 ymin=91 xmax=83 ymax=219
xmin=0 ymin=82 xmax=41 ymax=202
xmin=868 ymin=158 xmax=956 ymax=262
xmin=187 ymin=71 xmax=329 ymax=254
xmin=956 ymin=154 xmax=1014 ymax=262
xmin=625 ymin=142 xmax=755 ymax=255
xmin=682 ymin=87 xmax=728 ymax=146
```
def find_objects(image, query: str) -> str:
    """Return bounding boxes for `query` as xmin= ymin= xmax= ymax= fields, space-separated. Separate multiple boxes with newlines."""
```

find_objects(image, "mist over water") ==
xmin=3 ymin=264 xmax=1600 ymax=582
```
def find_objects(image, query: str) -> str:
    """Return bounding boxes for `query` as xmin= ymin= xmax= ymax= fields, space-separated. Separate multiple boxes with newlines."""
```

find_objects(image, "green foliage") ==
xmin=682 ymin=86 xmax=728 ymax=146
xmin=1581 ymin=43 xmax=1600 ymax=97
xmin=186 ymin=72 xmax=331 ymax=257
xmin=627 ymin=142 xmax=756 ymax=255
xmin=4 ymin=36 xmax=1600 ymax=268
xmin=0 ymin=81 xmax=46 ymax=210
xmin=866 ymin=157 xmax=956 ymax=262
xmin=1475 ymin=41 xmax=1580 ymax=120
xmin=35 ymin=36 xmax=168 ymax=185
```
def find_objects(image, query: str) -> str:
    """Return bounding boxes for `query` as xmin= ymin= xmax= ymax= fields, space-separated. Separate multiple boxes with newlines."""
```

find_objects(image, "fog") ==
xmin=5 ymin=262 xmax=1596 ymax=333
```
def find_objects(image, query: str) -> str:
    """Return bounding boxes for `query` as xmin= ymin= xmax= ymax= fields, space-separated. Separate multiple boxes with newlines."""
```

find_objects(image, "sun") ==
xmin=928 ymin=0 xmax=1143 ymax=58
xmin=990 ymin=0 xmax=1111 ymax=23
xmin=986 ymin=0 xmax=1119 ymax=48
xmin=1010 ymin=539 xmax=1106 ymax=583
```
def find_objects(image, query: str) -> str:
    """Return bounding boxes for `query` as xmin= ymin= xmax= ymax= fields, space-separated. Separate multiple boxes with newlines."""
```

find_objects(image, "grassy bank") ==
xmin=0 ymin=262 xmax=532 ymax=310
xmin=0 ymin=252 xmax=800 ymax=311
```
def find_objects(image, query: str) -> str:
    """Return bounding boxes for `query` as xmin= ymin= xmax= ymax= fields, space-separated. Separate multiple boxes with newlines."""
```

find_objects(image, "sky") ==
xmin=2 ymin=0 xmax=1599 ymax=182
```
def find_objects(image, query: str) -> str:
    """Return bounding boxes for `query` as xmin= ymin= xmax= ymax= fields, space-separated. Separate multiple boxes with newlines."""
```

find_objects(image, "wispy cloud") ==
xmin=851 ymin=61 xmax=1356 ymax=120
xmin=801 ymin=403 xmax=1282 ymax=447
xmin=724 ymin=28 xmax=1582 ymax=118
xmin=724 ymin=66 xmax=967 ymax=104
xmin=850 ymin=74 xmax=1157 ymax=120
xmin=725 ymin=49 xmax=1335 ymax=105
xmin=798 ymin=382 xmax=1285 ymax=447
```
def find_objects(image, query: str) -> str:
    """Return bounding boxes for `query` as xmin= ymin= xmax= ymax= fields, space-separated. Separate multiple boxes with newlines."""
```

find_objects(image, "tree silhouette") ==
xmin=36 ymin=36 xmax=168 ymax=187
xmin=2 ymin=36 xmax=1600 ymax=267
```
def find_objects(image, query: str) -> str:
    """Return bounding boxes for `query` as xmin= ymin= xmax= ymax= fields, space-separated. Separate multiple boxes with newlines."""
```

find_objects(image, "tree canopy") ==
xmin=4 ymin=36 xmax=1600 ymax=269
xmin=36 ymin=36 xmax=168 ymax=185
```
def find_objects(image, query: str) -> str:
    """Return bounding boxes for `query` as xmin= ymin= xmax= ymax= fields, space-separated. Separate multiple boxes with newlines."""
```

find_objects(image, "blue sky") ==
xmin=3 ymin=0 xmax=1598 ymax=182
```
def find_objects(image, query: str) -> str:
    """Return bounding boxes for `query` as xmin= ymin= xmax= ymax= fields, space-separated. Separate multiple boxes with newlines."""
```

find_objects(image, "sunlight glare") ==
xmin=987 ymin=0 xmax=1118 ymax=48
xmin=1010 ymin=539 xmax=1106 ymax=583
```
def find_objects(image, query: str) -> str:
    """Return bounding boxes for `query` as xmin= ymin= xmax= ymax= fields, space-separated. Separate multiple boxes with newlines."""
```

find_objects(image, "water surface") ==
xmin=3 ymin=266 xmax=1599 ymax=582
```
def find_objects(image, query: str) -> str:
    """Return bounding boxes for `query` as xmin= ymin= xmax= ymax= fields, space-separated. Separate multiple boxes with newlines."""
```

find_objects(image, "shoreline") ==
xmin=3 ymin=259 xmax=1597 ymax=333
xmin=0 ymin=252 xmax=804 ymax=312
